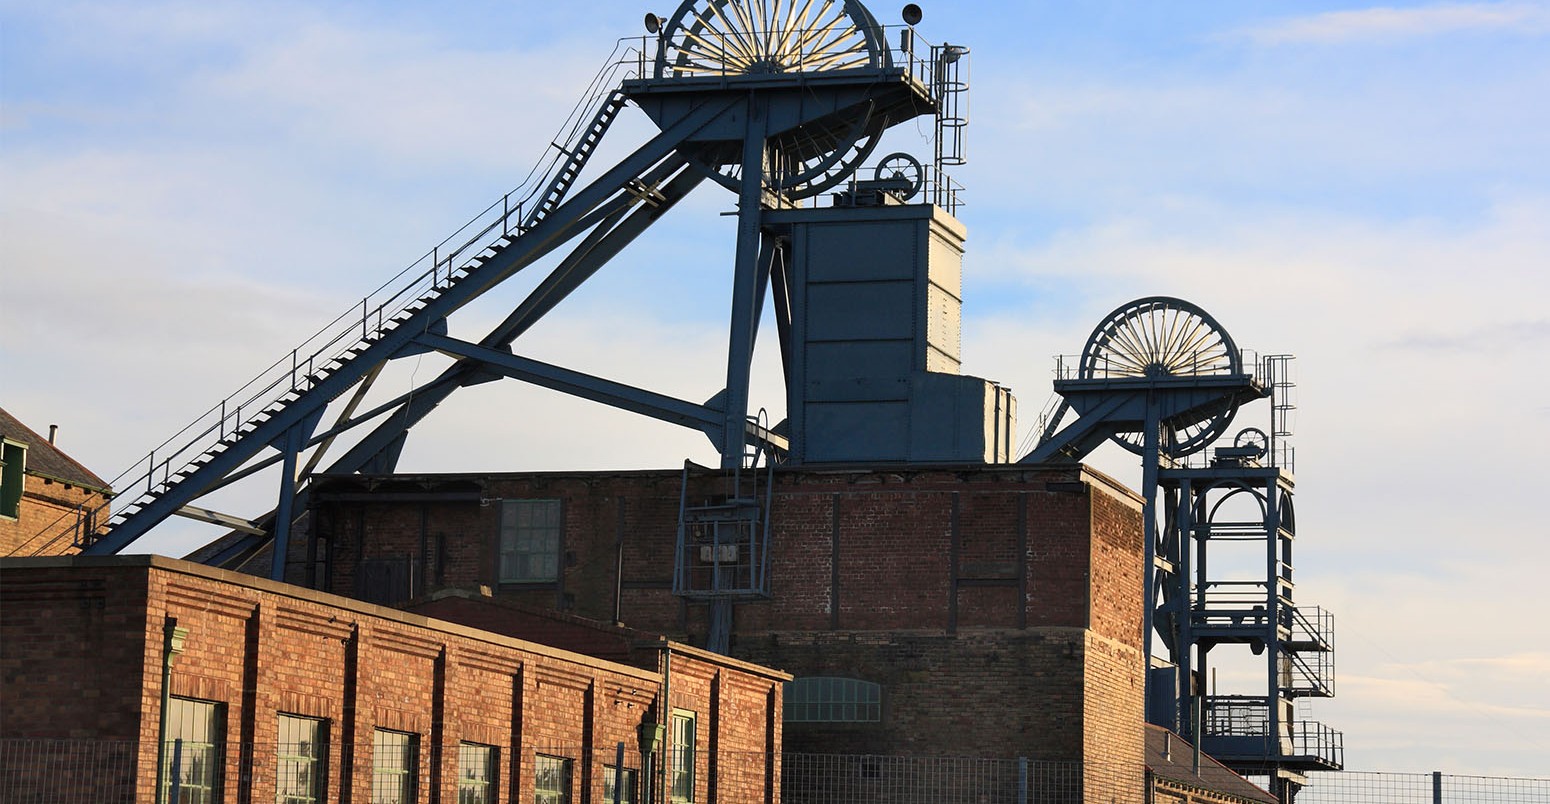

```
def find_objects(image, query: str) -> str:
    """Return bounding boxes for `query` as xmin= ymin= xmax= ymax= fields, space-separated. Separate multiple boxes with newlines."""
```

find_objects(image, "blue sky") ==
xmin=4 ymin=0 xmax=1549 ymax=778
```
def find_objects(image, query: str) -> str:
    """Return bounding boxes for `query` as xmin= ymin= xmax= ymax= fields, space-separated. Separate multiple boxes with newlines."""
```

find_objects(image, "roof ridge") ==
xmin=0 ymin=407 xmax=112 ymax=492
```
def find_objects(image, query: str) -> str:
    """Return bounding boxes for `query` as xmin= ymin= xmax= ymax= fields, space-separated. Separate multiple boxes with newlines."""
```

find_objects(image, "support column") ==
xmin=722 ymin=99 xmax=770 ymax=468
xmin=270 ymin=421 xmax=312 ymax=581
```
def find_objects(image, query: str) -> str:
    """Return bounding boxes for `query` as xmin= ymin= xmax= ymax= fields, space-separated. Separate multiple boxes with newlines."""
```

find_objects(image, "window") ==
xmin=784 ymin=677 xmax=882 ymax=722
xmin=372 ymin=729 xmax=417 ymax=804
xmin=670 ymin=711 xmax=695 ymax=803
xmin=162 ymin=697 xmax=223 ymax=804
xmin=499 ymin=499 xmax=562 ymax=582
xmin=534 ymin=755 xmax=572 ymax=804
xmin=603 ymin=765 xmax=637 ymax=804
xmin=0 ymin=439 xmax=25 ymax=519
xmin=278 ymin=714 xmax=327 ymax=804
xmin=457 ymin=742 xmax=497 ymax=804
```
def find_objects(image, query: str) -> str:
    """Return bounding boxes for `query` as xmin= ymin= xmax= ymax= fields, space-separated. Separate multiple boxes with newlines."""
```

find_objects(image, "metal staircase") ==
xmin=76 ymin=41 xmax=662 ymax=555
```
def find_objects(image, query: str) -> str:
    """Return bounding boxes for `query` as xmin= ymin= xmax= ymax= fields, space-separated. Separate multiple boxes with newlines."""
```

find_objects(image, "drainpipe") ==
xmin=660 ymin=643 xmax=672 ymax=804
xmin=154 ymin=617 xmax=189 ymax=804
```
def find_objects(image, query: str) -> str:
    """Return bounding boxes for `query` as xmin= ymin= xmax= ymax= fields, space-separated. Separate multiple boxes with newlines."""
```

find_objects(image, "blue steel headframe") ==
xmin=70 ymin=0 xmax=957 ymax=565
xmin=631 ymin=0 xmax=935 ymax=200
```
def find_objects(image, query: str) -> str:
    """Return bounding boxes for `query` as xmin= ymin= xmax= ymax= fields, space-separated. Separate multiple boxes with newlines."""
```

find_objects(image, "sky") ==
xmin=3 ymin=0 xmax=1548 ymax=779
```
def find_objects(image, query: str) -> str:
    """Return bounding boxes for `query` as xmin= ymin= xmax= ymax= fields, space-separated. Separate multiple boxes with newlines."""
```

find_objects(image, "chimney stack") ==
xmin=48 ymin=424 xmax=58 ymax=445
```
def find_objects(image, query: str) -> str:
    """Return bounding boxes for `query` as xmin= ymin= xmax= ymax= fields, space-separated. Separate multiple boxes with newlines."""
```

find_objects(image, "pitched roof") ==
xmin=0 ymin=407 xmax=112 ymax=494
xmin=1146 ymin=724 xmax=1280 ymax=804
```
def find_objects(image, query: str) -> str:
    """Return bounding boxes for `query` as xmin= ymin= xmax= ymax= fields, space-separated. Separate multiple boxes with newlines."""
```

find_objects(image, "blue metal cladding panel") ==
xmin=805 ymin=281 xmax=916 ymax=341
xmin=803 ymin=221 xmax=919 ymax=281
xmin=803 ymin=342 xmax=915 ymax=388
xmin=805 ymin=401 xmax=911 ymax=462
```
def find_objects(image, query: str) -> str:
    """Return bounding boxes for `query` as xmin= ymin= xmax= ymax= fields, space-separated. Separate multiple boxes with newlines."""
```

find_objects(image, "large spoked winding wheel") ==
xmin=656 ymin=0 xmax=893 ymax=198
xmin=1080 ymin=296 xmax=1244 ymax=457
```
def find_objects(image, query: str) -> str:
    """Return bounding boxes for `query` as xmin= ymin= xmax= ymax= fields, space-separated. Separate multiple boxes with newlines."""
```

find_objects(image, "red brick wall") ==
xmin=1 ymin=476 xmax=108 ymax=557
xmin=309 ymin=465 xmax=1146 ymax=765
xmin=0 ymin=556 xmax=785 ymax=804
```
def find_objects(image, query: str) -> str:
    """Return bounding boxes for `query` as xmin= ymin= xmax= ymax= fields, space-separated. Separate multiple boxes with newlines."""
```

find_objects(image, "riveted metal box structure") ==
xmin=769 ymin=202 xmax=1015 ymax=464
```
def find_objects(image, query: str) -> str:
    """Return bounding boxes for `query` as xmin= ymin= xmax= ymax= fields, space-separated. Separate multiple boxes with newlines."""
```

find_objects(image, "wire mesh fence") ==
xmin=1294 ymin=770 xmax=1550 ymax=804
xmin=0 ymin=739 xmax=137 ymax=803
xmin=2 ymin=738 xmax=1548 ymax=803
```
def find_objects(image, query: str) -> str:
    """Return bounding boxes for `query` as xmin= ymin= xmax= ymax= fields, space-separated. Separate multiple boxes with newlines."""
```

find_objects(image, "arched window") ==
xmin=784 ymin=677 xmax=882 ymax=722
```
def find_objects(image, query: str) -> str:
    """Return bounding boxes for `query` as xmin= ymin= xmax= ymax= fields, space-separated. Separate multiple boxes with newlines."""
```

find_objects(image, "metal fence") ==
xmin=1294 ymin=770 xmax=1550 ymax=803
xmin=3 ymin=739 xmax=1548 ymax=803
xmin=0 ymin=739 xmax=137 ymax=803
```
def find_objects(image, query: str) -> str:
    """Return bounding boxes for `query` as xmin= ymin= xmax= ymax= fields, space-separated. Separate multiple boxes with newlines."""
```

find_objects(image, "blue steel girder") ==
xmin=411 ymin=332 xmax=724 ymax=440
xmin=85 ymin=95 xmax=742 ymax=556
xmin=171 ymin=159 xmax=714 ymax=568
xmin=1020 ymin=375 xmax=1267 ymax=464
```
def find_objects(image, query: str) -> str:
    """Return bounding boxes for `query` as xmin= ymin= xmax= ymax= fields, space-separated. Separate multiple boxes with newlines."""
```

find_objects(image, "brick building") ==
xmin=283 ymin=462 xmax=1147 ymax=798
xmin=0 ymin=555 xmax=787 ymax=804
xmin=0 ymin=407 xmax=111 ymax=556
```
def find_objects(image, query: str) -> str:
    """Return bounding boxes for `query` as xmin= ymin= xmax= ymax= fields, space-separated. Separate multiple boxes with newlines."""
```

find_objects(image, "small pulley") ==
xmin=871 ymin=152 xmax=924 ymax=200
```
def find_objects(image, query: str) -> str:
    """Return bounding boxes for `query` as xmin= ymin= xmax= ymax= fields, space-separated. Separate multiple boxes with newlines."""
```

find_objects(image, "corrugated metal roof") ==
xmin=0 ymin=407 xmax=111 ymax=494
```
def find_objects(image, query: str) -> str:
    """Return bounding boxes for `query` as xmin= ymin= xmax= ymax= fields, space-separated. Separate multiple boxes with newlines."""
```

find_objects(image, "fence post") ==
xmin=169 ymin=739 xmax=184 ymax=803
xmin=1017 ymin=756 xmax=1028 ymax=804
xmin=1433 ymin=770 xmax=1443 ymax=804
xmin=614 ymin=742 xmax=626 ymax=804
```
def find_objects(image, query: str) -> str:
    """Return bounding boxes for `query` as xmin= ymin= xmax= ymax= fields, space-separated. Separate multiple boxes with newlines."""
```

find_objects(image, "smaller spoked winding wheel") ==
xmin=1080 ymin=296 xmax=1244 ymax=457
xmin=872 ymin=152 xmax=924 ymax=200
xmin=658 ymin=0 xmax=890 ymax=78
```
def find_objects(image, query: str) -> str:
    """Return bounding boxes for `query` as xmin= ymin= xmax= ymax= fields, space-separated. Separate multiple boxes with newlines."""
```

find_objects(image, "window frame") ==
xmin=669 ymin=710 xmax=696 ymax=804
xmin=0 ymin=438 xmax=26 ymax=520
xmin=783 ymin=676 xmax=883 ymax=723
xmin=602 ymin=764 xmax=637 ymax=804
xmin=277 ymin=713 xmax=328 ymax=804
xmin=371 ymin=728 xmax=418 ymax=804
xmin=498 ymin=499 xmax=563 ymax=584
xmin=534 ymin=754 xmax=572 ymax=804
xmin=162 ymin=696 xmax=224 ymax=804
xmin=457 ymin=741 xmax=498 ymax=804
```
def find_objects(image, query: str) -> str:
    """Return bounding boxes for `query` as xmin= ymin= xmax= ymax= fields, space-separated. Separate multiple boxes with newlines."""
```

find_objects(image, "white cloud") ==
xmin=1233 ymin=2 xmax=1550 ymax=46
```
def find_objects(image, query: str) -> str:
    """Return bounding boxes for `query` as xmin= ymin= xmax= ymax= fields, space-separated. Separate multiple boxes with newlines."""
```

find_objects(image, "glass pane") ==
xmin=604 ymin=766 xmax=636 ymax=804
xmin=164 ymin=698 xmax=223 ymax=802
xmin=372 ymin=730 xmax=415 ymax=804
xmin=535 ymin=755 xmax=571 ymax=804
xmin=457 ymin=743 xmax=493 ymax=804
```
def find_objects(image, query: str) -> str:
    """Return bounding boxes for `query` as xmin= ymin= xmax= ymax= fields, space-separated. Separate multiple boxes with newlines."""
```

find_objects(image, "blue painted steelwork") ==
xmin=1025 ymin=299 xmax=1338 ymax=803
xmin=74 ymin=0 xmax=969 ymax=575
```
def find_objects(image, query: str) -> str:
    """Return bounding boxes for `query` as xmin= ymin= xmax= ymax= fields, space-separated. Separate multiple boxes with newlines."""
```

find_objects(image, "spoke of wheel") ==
xmin=725 ymin=0 xmax=762 ymax=59
xmin=1109 ymin=318 xmax=1154 ymax=373
xmin=701 ymin=3 xmax=758 ymax=67
xmin=790 ymin=12 xmax=849 ymax=61
xmin=802 ymin=40 xmax=868 ymax=70
xmin=680 ymin=26 xmax=745 ymax=71
xmin=774 ymin=0 xmax=814 ymax=59
xmin=1157 ymin=310 xmax=1192 ymax=369
xmin=1168 ymin=315 xmax=1212 ymax=368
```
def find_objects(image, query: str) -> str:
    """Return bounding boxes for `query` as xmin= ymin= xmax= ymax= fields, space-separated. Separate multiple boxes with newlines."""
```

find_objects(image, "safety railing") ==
xmin=622 ymin=25 xmax=958 ymax=88
xmin=1201 ymin=696 xmax=1343 ymax=767
xmin=65 ymin=39 xmax=648 ymax=545
xmin=1051 ymin=348 xmax=1263 ymax=381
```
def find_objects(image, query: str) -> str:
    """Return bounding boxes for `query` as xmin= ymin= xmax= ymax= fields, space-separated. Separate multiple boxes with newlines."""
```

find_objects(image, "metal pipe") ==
xmin=660 ymin=643 xmax=671 ymax=804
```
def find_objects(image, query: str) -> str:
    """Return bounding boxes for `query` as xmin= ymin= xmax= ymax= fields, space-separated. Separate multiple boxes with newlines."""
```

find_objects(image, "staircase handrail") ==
xmin=63 ymin=39 xmax=650 ymax=542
